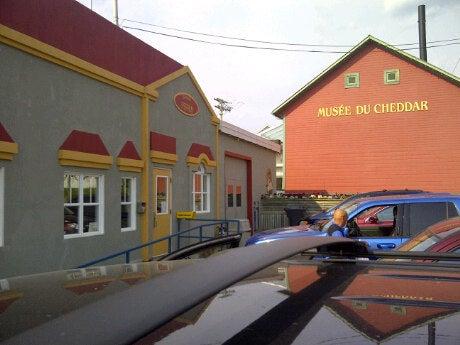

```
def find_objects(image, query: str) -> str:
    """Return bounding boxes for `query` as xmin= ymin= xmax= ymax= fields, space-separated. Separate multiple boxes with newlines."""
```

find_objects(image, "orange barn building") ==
xmin=273 ymin=36 xmax=460 ymax=194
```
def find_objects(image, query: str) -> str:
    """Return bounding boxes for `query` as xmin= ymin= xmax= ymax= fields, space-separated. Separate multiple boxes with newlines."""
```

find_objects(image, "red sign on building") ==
xmin=174 ymin=93 xmax=199 ymax=116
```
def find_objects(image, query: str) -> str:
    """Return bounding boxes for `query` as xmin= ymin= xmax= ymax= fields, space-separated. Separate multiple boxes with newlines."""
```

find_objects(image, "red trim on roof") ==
xmin=60 ymin=130 xmax=110 ymax=156
xmin=187 ymin=143 xmax=214 ymax=161
xmin=150 ymin=132 xmax=176 ymax=154
xmin=118 ymin=141 xmax=141 ymax=160
xmin=0 ymin=0 xmax=183 ymax=85
xmin=0 ymin=122 xmax=14 ymax=143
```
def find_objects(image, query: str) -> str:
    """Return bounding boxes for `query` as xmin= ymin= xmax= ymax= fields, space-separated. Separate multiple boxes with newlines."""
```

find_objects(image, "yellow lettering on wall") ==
xmin=332 ymin=106 xmax=339 ymax=116
xmin=421 ymin=100 xmax=428 ymax=110
xmin=316 ymin=100 xmax=428 ymax=118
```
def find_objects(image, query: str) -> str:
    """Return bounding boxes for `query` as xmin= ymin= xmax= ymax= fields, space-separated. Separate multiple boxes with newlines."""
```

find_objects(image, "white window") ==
xmin=344 ymin=72 xmax=360 ymax=88
xmin=193 ymin=164 xmax=210 ymax=213
xmin=384 ymin=69 xmax=400 ymax=84
xmin=64 ymin=173 xmax=104 ymax=238
xmin=155 ymin=175 xmax=169 ymax=214
xmin=121 ymin=177 xmax=136 ymax=232
xmin=0 ymin=168 xmax=4 ymax=247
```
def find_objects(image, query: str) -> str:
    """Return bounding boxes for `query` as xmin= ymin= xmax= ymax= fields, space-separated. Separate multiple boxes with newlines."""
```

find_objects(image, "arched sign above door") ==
xmin=174 ymin=93 xmax=199 ymax=117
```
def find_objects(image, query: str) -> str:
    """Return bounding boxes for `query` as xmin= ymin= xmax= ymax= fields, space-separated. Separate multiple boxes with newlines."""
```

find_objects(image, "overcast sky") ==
xmin=77 ymin=0 xmax=460 ymax=133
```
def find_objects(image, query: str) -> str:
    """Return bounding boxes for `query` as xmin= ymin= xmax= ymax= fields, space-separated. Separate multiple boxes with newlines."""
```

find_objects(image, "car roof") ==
xmin=354 ymin=189 xmax=426 ymax=196
xmin=349 ymin=192 xmax=458 ymax=208
xmin=3 ymin=237 xmax=460 ymax=345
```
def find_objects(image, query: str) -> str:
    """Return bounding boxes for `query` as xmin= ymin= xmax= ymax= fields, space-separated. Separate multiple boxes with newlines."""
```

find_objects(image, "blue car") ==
xmin=247 ymin=193 xmax=460 ymax=251
xmin=308 ymin=189 xmax=426 ymax=223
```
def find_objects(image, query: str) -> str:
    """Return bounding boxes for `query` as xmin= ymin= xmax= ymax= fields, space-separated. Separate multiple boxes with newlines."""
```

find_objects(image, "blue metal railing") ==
xmin=78 ymin=219 xmax=241 ymax=268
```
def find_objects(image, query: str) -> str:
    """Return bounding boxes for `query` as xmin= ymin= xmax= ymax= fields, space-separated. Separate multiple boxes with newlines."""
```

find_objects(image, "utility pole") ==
xmin=113 ymin=0 xmax=119 ymax=26
xmin=418 ymin=4 xmax=427 ymax=61
xmin=213 ymin=98 xmax=233 ymax=122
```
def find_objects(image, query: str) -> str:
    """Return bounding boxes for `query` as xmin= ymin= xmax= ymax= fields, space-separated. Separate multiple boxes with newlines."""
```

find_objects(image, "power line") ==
xmin=121 ymin=17 xmax=460 ymax=48
xmin=123 ymin=25 xmax=460 ymax=53
xmin=122 ymin=26 xmax=348 ymax=53
xmin=453 ymin=56 xmax=460 ymax=73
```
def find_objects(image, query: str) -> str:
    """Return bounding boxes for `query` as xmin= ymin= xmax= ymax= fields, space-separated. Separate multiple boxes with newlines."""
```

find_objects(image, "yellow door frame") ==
xmin=152 ymin=168 xmax=172 ymax=256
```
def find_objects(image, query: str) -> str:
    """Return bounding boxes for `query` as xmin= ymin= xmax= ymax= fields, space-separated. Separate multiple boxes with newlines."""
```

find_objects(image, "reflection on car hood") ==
xmin=246 ymin=225 xmax=327 ymax=245
xmin=133 ymin=261 xmax=460 ymax=345
xmin=0 ymin=260 xmax=195 ymax=342
xmin=1 ymin=257 xmax=460 ymax=344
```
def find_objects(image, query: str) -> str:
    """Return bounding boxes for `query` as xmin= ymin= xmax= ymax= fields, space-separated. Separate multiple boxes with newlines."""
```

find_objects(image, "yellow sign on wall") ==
xmin=176 ymin=211 xmax=196 ymax=219
xmin=317 ymin=100 xmax=429 ymax=118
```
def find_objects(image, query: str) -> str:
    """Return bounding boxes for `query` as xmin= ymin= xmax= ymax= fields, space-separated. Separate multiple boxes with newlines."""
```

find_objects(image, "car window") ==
xmin=408 ymin=202 xmax=452 ymax=236
xmin=447 ymin=202 xmax=459 ymax=217
xmin=376 ymin=206 xmax=394 ymax=221
xmin=353 ymin=205 xmax=396 ymax=237
xmin=411 ymin=237 xmax=438 ymax=251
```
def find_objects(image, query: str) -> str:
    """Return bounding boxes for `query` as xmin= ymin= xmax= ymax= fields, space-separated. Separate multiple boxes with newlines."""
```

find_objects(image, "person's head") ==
xmin=333 ymin=209 xmax=348 ymax=227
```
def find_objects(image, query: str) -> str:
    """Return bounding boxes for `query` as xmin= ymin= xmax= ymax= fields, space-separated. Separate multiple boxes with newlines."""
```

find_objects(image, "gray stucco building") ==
xmin=0 ymin=0 xmax=279 ymax=278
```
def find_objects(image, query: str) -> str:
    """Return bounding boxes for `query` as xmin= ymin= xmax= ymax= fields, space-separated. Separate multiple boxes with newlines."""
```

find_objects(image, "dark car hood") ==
xmin=2 ymin=254 xmax=460 ymax=344
xmin=134 ymin=261 xmax=460 ymax=345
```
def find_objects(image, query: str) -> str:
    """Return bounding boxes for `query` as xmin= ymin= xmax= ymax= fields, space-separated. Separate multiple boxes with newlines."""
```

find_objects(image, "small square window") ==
xmin=344 ymin=73 xmax=360 ymax=88
xmin=384 ymin=69 xmax=400 ymax=84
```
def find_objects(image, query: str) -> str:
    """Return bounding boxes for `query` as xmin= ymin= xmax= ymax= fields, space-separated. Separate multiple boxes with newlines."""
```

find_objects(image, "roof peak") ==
xmin=272 ymin=35 xmax=460 ymax=118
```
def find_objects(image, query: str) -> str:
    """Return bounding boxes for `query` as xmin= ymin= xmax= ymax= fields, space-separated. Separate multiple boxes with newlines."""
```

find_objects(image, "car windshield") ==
xmin=321 ymin=201 xmax=361 ymax=229
xmin=325 ymin=197 xmax=356 ymax=213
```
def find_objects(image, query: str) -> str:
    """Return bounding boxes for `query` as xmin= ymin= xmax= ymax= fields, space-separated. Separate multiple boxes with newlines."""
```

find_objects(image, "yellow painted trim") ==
xmin=150 ymin=150 xmax=178 ymax=165
xmin=0 ymin=141 xmax=18 ymax=154
xmin=151 ymin=157 xmax=178 ymax=165
xmin=215 ymin=124 xmax=220 ymax=218
xmin=186 ymin=68 xmax=221 ymax=126
xmin=211 ymin=115 xmax=220 ymax=125
xmin=117 ymin=157 xmax=143 ymax=173
xmin=146 ymin=66 xmax=220 ymax=126
xmin=0 ymin=141 xmax=18 ymax=160
xmin=140 ymin=95 xmax=150 ymax=260
xmin=145 ymin=66 xmax=189 ymax=91
xmin=0 ymin=152 xmax=15 ymax=160
xmin=58 ymin=159 xmax=111 ymax=169
xmin=187 ymin=153 xmax=217 ymax=167
xmin=0 ymin=24 xmax=158 ymax=100
xmin=58 ymin=150 xmax=113 ymax=169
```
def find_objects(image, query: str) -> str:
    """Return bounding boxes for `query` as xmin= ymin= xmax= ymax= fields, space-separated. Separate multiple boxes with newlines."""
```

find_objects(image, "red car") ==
xmin=355 ymin=205 xmax=395 ymax=235
xmin=397 ymin=217 xmax=460 ymax=253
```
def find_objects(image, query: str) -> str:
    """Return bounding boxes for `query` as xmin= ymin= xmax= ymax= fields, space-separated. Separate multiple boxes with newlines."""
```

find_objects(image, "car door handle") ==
xmin=377 ymin=243 xmax=396 ymax=249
